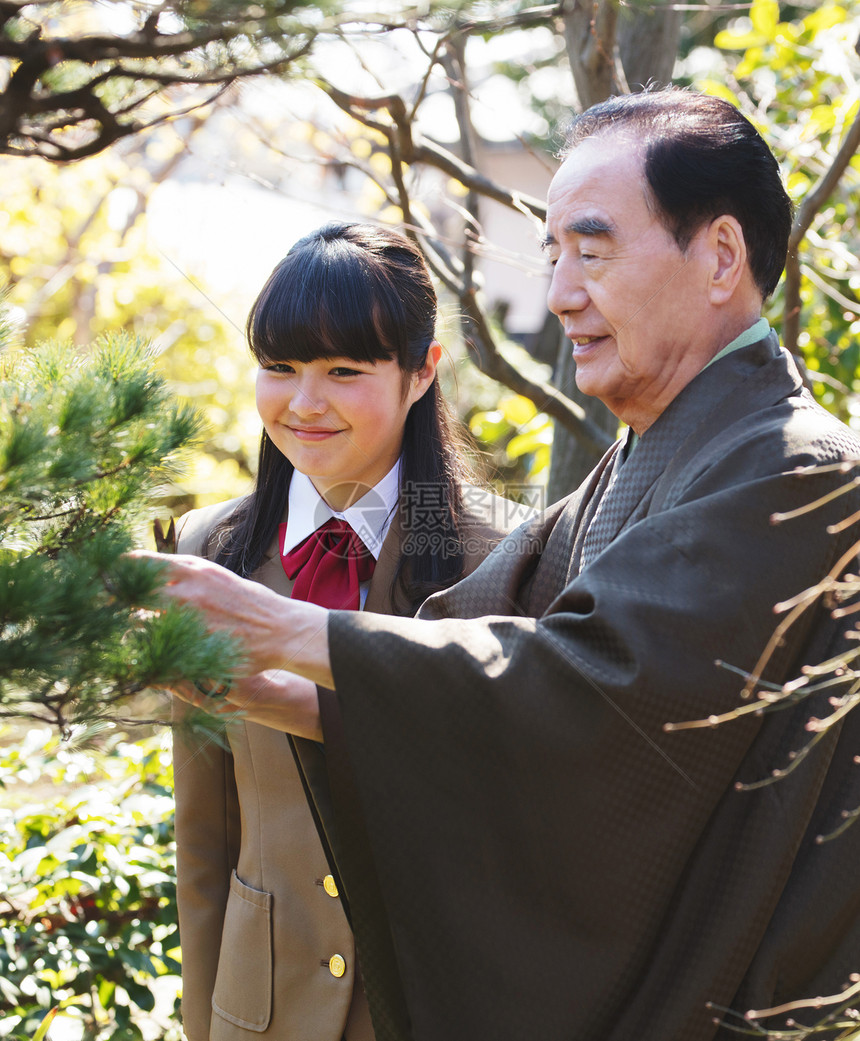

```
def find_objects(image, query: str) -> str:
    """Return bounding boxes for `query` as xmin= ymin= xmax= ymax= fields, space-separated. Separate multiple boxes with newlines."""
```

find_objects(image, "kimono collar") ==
xmin=628 ymin=318 xmax=772 ymax=455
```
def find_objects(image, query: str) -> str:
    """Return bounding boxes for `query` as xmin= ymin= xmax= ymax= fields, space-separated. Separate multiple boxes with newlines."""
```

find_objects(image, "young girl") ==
xmin=171 ymin=223 xmax=532 ymax=1041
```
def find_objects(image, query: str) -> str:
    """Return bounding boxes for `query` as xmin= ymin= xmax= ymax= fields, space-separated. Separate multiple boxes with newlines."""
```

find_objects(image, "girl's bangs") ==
xmin=249 ymin=252 xmax=402 ymax=367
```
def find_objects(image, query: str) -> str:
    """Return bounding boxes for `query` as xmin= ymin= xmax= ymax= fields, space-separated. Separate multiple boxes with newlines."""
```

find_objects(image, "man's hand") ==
xmin=129 ymin=551 xmax=335 ymax=689
xmin=171 ymin=671 xmax=324 ymax=743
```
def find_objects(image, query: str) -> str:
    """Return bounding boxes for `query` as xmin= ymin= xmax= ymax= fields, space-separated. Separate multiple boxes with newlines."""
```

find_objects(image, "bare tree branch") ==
xmin=321 ymin=81 xmax=548 ymax=219
xmin=440 ymin=35 xmax=480 ymax=289
xmin=412 ymin=138 xmax=548 ymax=219
xmin=783 ymin=104 xmax=860 ymax=356
xmin=0 ymin=1 xmax=318 ymax=160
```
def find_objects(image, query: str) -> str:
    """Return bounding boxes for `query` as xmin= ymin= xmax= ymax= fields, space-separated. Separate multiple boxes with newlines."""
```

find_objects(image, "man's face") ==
xmin=545 ymin=133 xmax=713 ymax=433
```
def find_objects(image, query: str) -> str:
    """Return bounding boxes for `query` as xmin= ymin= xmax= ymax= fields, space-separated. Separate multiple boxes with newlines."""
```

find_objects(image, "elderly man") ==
xmin=149 ymin=90 xmax=860 ymax=1041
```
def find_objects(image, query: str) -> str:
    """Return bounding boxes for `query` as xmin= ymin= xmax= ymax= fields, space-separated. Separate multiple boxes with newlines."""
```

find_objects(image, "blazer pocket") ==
xmin=211 ymin=870 xmax=273 ymax=1032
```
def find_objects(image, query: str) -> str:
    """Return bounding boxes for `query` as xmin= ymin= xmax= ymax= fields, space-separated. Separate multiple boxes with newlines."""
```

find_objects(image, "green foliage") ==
xmin=469 ymin=391 xmax=552 ymax=484
xmin=0 ymin=329 xmax=242 ymax=731
xmin=696 ymin=0 xmax=860 ymax=418
xmin=2 ymin=335 xmax=197 ymax=520
xmin=0 ymin=140 xmax=261 ymax=514
xmin=0 ymin=727 xmax=181 ymax=1041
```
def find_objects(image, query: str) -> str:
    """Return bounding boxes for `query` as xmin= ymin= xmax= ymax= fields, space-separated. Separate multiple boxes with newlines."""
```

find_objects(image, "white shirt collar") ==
xmin=282 ymin=461 xmax=400 ymax=562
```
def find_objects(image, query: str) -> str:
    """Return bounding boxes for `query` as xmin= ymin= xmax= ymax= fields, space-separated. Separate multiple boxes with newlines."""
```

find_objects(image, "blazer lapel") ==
xmin=246 ymin=502 xmax=348 ymax=937
xmin=252 ymin=504 xmax=294 ymax=597
xmin=294 ymin=510 xmax=406 ymax=916
xmin=364 ymin=512 xmax=403 ymax=615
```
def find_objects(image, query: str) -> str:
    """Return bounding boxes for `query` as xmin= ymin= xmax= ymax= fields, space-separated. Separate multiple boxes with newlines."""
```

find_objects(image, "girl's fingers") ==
xmin=171 ymin=680 xmax=233 ymax=715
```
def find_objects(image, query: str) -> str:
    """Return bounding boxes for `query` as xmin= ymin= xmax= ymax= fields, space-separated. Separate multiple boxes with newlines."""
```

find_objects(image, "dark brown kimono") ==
xmin=308 ymin=334 xmax=860 ymax=1041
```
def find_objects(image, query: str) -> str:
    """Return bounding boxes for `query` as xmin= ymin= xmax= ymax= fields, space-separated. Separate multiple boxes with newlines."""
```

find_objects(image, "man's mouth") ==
xmin=569 ymin=334 xmax=608 ymax=354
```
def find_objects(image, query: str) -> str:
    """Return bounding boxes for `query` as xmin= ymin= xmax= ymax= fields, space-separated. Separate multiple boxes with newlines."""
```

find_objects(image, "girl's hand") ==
xmin=171 ymin=671 xmax=323 ymax=743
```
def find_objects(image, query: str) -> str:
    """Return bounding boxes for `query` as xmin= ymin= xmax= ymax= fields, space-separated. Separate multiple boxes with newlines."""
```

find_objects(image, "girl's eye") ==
xmin=330 ymin=366 xmax=362 ymax=377
xmin=265 ymin=362 xmax=295 ymax=374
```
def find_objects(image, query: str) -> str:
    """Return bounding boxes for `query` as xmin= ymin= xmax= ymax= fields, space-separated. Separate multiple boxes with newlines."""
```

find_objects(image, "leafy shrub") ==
xmin=0 ymin=726 xmax=181 ymax=1041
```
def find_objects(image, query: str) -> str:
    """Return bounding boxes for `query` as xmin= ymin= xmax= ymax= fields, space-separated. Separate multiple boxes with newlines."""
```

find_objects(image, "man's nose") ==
xmin=547 ymin=257 xmax=589 ymax=317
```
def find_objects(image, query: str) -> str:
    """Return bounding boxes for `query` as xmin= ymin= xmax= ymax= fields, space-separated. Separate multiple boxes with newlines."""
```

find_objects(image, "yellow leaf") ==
xmin=75 ymin=260 xmax=98 ymax=282
xmin=500 ymin=394 xmax=537 ymax=426
xmin=714 ymin=28 xmax=765 ymax=50
xmin=293 ymin=120 xmax=316 ymax=143
xmin=350 ymin=137 xmax=372 ymax=160
xmin=735 ymin=47 xmax=765 ymax=79
xmin=32 ymin=1007 xmax=59 ymax=1041
xmin=377 ymin=204 xmax=402 ymax=225
xmin=786 ymin=171 xmax=811 ymax=198
xmin=369 ymin=151 xmax=392 ymax=176
xmin=773 ymin=23 xmax=802 ymax=54
xmin=56 ymin=317 xmax=76 ymax=341
xmin=840 ymin=97 xmax=859 ymax=126
xmin=532 ymin=445 xmax=551 ymax=475
xmin=506 ymin=425 xmax=552 ymax=460
xmin=750 ymin=0 xmax=779 ymax=36
xmin=699 ymin=81 xmax=742 ymax=108
xmin=806 ymin=105 xmax=837 ymax=135
xmin=469 ymin=410 xmax=504 ymax=440
xmin=358 ymin=181 xmax=388 ymax=211
xmin=804 ymin=3 xmax=847 ymax=34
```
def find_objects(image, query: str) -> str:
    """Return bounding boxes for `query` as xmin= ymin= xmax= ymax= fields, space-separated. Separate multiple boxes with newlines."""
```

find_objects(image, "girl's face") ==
xmin=255 ymin=345 xmax=440 ymax=511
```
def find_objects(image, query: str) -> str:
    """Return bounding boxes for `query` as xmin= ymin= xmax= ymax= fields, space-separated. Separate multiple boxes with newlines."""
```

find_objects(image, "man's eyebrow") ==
xmin=540 ymin=216 xmax=616 ymax=252
xmin=569 ymin=216 xmax=616 ymax=237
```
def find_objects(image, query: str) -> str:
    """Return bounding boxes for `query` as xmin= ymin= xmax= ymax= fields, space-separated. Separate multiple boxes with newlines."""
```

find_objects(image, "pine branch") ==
xmin=0 ymin=327 xmax=243 ymax=733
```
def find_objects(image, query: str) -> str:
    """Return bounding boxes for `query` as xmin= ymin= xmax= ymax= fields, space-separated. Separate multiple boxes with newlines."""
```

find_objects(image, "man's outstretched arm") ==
xmin=132 ymin=550 xmax=333 ymax=719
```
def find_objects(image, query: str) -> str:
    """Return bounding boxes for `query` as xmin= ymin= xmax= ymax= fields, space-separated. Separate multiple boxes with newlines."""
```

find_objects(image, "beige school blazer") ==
xmin=172 ymin=486 xmax=533 ymax=1041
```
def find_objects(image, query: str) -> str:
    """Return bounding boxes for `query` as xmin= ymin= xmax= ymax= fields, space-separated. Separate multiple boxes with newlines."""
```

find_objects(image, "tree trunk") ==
xmin=618 ymin=2 xmax=684 ymax=93
xmin=562 ymin=0 xmax=683 ymax=107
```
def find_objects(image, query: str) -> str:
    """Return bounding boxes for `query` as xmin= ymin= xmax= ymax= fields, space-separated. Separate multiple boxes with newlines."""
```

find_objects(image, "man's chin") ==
xmin=572 ymin=361 xmax=611 ymax=401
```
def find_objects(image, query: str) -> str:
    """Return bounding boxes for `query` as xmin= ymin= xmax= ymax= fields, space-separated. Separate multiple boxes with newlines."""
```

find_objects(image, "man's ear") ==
xmin=408 ymin=340 xmax=443 ymax=403
xmin=707 ymin=215 xmax=749 ymax=304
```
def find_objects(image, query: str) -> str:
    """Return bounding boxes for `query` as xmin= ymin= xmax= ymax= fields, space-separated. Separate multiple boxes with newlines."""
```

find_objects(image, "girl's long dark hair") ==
xmin=211 ymin=222 xmax=479 ymax=614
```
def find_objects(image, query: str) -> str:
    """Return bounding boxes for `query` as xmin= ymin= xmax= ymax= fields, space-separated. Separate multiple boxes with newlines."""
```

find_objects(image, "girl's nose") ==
xmin=288 ymin=376 xmax=327 ymax=418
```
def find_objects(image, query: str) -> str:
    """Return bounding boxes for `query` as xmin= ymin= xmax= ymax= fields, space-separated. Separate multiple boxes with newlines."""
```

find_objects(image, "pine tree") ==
xmin=0 ymin=316 xmax=240 ymax=734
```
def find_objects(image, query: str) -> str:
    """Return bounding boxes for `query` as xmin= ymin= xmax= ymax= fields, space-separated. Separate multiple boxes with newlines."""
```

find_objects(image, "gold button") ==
xmin=323 ymin=874 xmax=339 ymax=898
xmin=329 ymin=954 xmax=346 ymax=978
